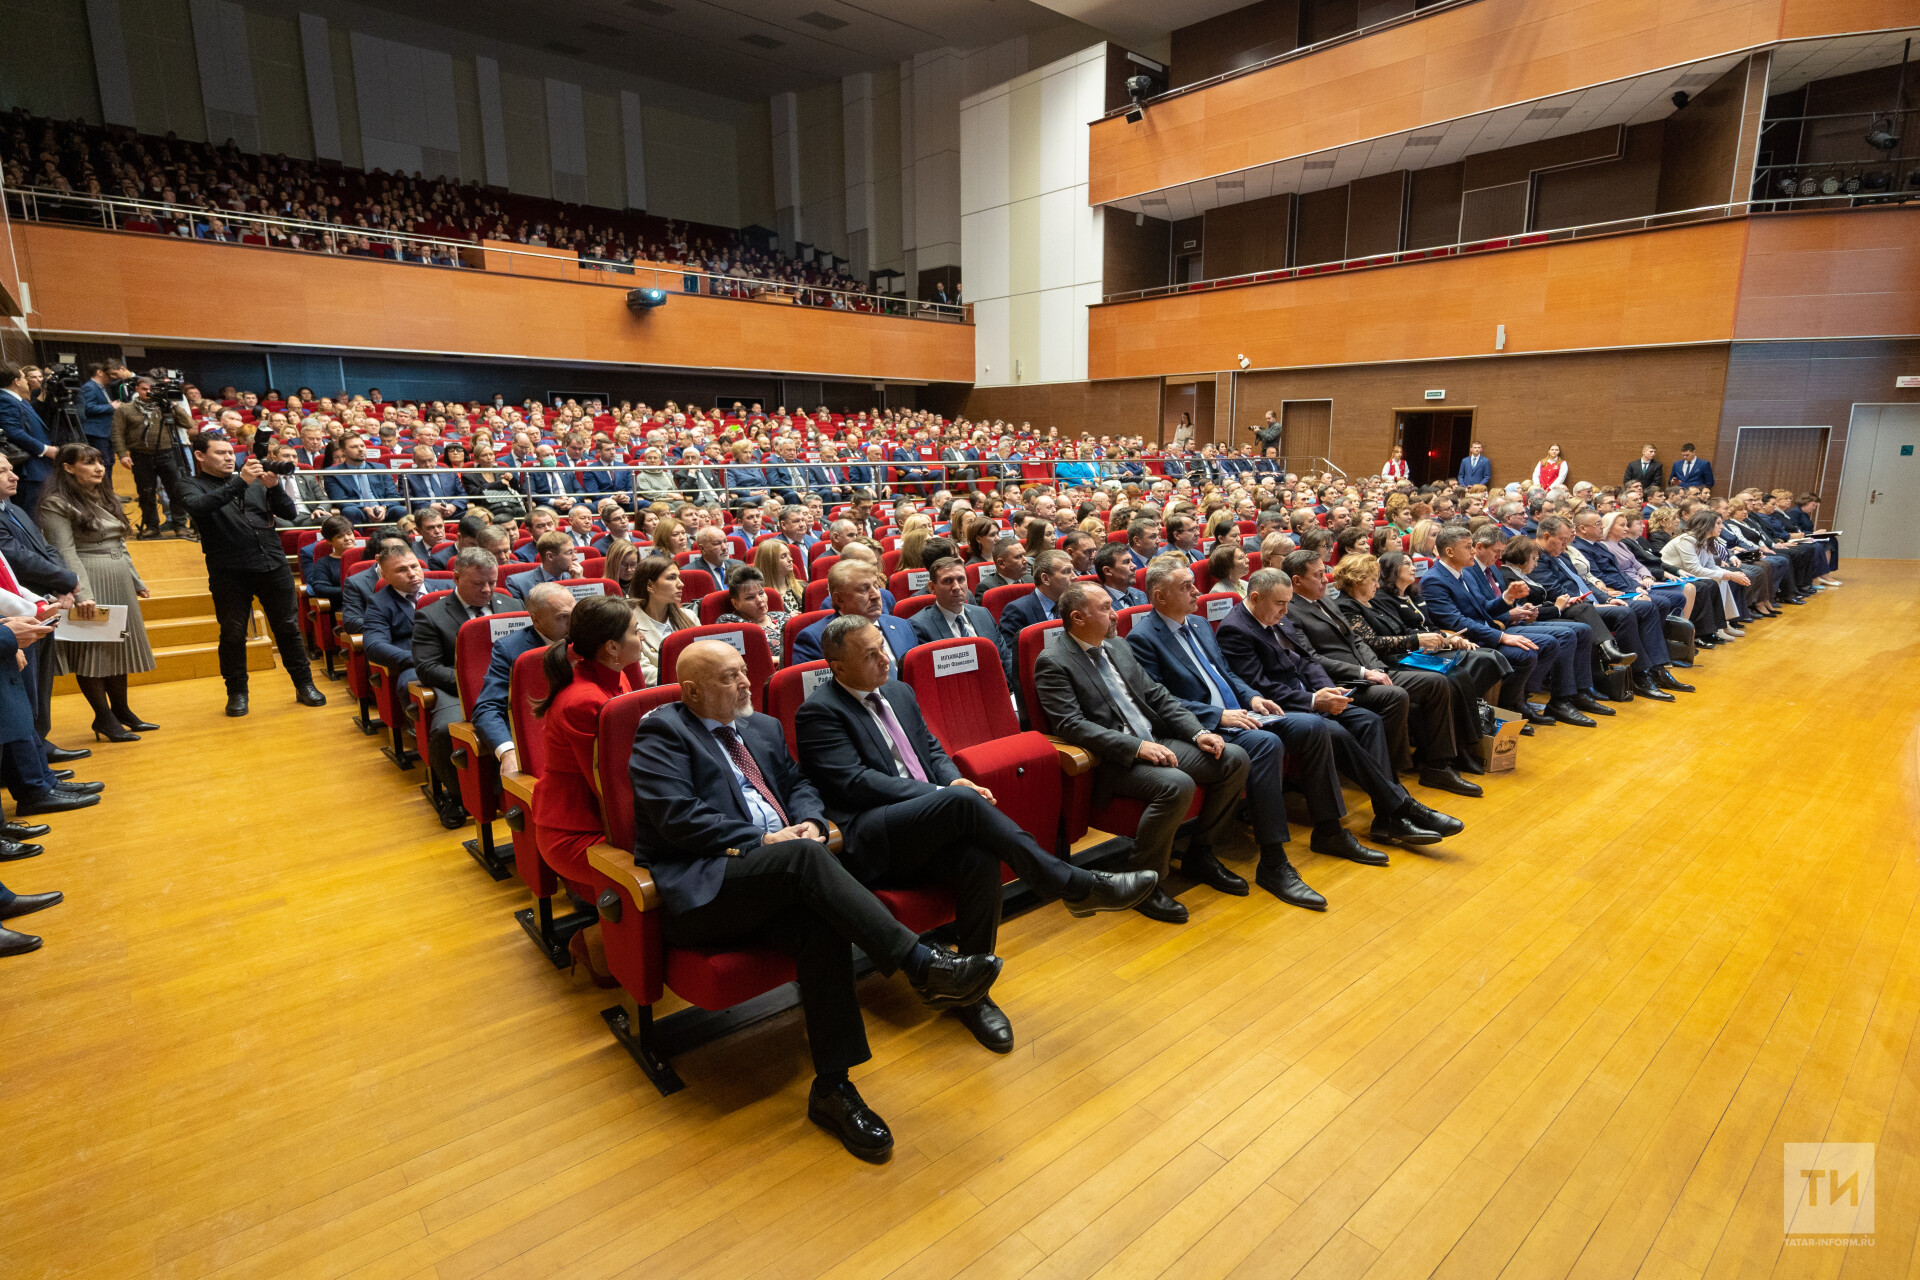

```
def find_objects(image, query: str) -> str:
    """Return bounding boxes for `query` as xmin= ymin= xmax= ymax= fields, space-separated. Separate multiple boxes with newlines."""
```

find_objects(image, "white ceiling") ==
xmin=1107 ymin=29 xmax=1920 ymax=220
xmin=1025 ymin=0 xmax=1249 ymax=54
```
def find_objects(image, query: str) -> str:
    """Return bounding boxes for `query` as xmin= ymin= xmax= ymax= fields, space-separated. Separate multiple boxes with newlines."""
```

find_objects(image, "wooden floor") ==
xmin=6 ymin=556 xmax=1918 ymax=1280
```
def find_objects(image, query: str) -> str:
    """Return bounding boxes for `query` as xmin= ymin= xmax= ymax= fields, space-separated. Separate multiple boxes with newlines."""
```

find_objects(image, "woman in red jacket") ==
xmin=531 ymin=593 xmax=642 ymax=986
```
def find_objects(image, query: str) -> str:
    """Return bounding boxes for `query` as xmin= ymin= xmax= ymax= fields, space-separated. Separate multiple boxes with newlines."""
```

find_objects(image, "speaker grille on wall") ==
xmin=1458 ymin=181 xmax=1529 ymax=241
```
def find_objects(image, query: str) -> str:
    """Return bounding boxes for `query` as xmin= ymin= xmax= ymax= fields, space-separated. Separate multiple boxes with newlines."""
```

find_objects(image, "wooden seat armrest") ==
xmin=313 ymin=598 xmax=330 ymax=616
xmin=1046 ymin=736 xmax=1094 ymax=776
xmin=823 ymin=820 xmax=843 ymax=854
xmin=587 ymin=843 xmax=659 ymax=911
xmin=348 ymin=633 xmax=363 ymax=653
xmin=448 ymin=720 xmax=482 ymax=753
xmin=408 ymin=685 xmax=435 ymax=713
xmin=500 ymin=769 xmax=536 ymax=811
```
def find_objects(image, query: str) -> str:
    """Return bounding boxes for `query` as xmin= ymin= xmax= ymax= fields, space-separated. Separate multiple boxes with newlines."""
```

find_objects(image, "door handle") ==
xmin=1870 ymin=489 xmax=1881 ymax=504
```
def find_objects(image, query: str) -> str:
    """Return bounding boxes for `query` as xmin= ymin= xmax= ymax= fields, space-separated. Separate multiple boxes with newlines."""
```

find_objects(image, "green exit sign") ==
xmin=1903 ymin=445 xmax=1914 ymax=456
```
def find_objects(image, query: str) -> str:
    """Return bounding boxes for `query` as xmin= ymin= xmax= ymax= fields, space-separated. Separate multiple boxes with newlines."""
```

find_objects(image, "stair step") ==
xmin=145 ymin=611 xmax=264 ymax=646
xmin=140 ymin=593 xmax=217 ymax=621
xmin=52 ymin=635 xmax=274 ymax=691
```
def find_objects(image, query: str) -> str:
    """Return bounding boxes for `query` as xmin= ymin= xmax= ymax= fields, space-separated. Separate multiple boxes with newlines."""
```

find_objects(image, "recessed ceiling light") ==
xmin=741 ymin=32 xmax=783 ymax=49
xmin=797 ymin=11 xmax=849 ymax=30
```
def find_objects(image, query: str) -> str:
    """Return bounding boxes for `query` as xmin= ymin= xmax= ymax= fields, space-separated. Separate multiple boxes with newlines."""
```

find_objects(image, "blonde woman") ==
xmin=755 ymin=536 xmax=806 ymax=613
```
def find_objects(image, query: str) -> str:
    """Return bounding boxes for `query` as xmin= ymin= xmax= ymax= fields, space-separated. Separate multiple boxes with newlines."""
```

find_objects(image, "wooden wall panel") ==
xmin=1090 ymin=0 xmax=1789 ymax=205
xmin=13 ymin=224 xmax=974 ymax=384
xmin=1295 ymin=186 xmax=1351 ymax=265
xmin=1733 ymin=206 xmax=1920 ymax=342
xmin=1655 ymin=58 xmax=1754 ymax=212
xmin=1204 ymin=193 xmax=1293 ymax=277
xmin=1090 ymin=219 xmax=1752 ymax=379
xmin=1727 ymin=424 xmax=1831 ymax=497
xmin=1532 ymin=121 xmax=1665 ymax=232
xmin=958 ymin=378 xmax=1163 ymax=441
xmin=1171 ymin=0 xmax=1301 ymax=89
xmin=1777 ymin=0 xmax=1918 ymax=38
xmin=1104 ymin=211 xmax=1172 ymax=296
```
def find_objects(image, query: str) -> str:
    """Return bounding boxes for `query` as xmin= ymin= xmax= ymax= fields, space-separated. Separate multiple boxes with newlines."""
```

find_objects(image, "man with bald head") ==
xmin=631 ymin=640 xmax=1002 ymax=1162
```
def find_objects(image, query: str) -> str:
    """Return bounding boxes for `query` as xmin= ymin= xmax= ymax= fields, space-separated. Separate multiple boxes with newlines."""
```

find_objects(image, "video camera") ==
xmin=40 ymin=363 xmax=85 ymax=408
xmin=146 ymin=368 xmax=188 ymax=402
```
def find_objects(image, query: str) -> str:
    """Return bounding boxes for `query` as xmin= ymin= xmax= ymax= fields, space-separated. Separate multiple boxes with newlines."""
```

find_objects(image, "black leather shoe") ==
xmin=1572 ymin=693 xmax=1615 ymax=716
xmin=1254 ymin=855 xmax=1326 ymax=910
xmin=1064 ymin=869 xmax=1159 ymax=917
xmin=15 ymin=791 xmax=98 ymax=815
xmin=48 ymin=768 xmax=73 ymax=781
xmin=0 ymin=926 xmax=41 ymax=956
xmin=1545 ymin=699 xmax=1596 ymax=727
xmin=1417 ymin=765 xmax=1483 ymax=798
xmin=0 ymin=889 xmax=63 ymax=920
xmin=1403 ymin=801 xmax=1464 ymax=838
xmin=1631 ymin=675 xmax=1676 ymax=702
xmin=1521 ymin=705 xmax=1557 ymax=726
xmin=1694 ymin=635 xmax=1719 ymax=648
xmin=1652 ymin=667 xmax=1693 ymax=693
xmin=1370 ymin=813 xmax=1442 ymax=846
xmin=1 ymin=821 xmax=50 ymax=840
xmin=1134 ymin=888 xmax=1189 ymax=923
xmin=44 ymin=745 xmax=90 ymax=763
xmin=1519 ymin=724 xmax=1535 ymax=736
xmin=1181 ymin=849 xmax=1249 ymax=896
xmin=949 ymin=997 xmax=1014 ymax=1053
xmin=225 ymin=692 xmax=250 ymax=717
xmin=114 ymin=714 xmax=160 ymax=732
xmin=1599 ymin=641 xmax=1637 ymax=666
xmin=1455 ymin=752 xmax=1487 ymax=775
xmin=56 ymin=780 xmax=104 ymax=795
xmin=0 ymin=841 xmax=43 ymax=861
xmin=1309 ymin=828 xmax=1390 ymax=866
xmin=435 ymin=797 xmax=469 ymax=831
xmin=807 ymin=1080 xmax=894 ymax=1161
xmin=909 ymin=950 xmax=1002 ymax=1008
xmin=296 ymin=683 xmax=328 ymax=707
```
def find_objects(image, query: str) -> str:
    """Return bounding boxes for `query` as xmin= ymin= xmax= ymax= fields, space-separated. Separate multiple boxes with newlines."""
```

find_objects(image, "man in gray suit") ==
xmin=1032 ymin=583 xmax=1249 ymax=926
xmin=689 ymin=524 xmax=746 ymax=584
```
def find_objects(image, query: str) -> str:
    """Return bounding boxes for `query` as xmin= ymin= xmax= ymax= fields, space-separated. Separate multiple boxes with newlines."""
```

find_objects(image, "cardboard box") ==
xmin=1472 ymin=706 xmax=1525 ymax=773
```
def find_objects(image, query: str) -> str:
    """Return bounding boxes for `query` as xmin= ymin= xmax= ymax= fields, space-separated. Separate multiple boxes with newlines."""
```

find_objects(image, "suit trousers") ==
xmin=1428 ymin=648 xmax=1511 ymax=750
xmin=660 ymin=837 xmax=921 ymax=1078
xmin=1385 ymin=668 xmax=1457 ymax=769
xmin=1316 ymin=705 xmax=1411 ymax=817
xmin=1594 ymin=596 xmax=1669 ymax=671
xmin=129 ymin=448 xmax=188 ymax=531
xmin=1510 ymin=625 xmax=1579 ymax=697
xmin=1219 ymin=726 xmax=1294 ymax=847
xmin=1348 ymin=681 xmax=1412 ymax=770
xmin=846 ymin=787 xmax=1077 ymax=956
xmin=426 ymin=693 xmax=464 ymax=799
xmin=1099 ymin=738 xmax=1248 ymax=878
xmin=207 ymin=565 xmax=313 ymax=692
xmin=1 ymin=734 xmax=58 ymax=802
xmin=21 ymin=635 xmax=53 ymax=740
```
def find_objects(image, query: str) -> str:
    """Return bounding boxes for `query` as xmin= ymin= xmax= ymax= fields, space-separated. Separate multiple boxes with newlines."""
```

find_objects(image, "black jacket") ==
xmin=182 ymin=472 xmax=295 ymax=572
xmin=0 ymin=501 xmax=77 ymax=596
xmin=1284 ymin=595 xmax=1384 ymax=682
xmin=411 ymin=590 xmax=515 ymax=698
xmin=792 ymin=678 xmax=961 ymax=830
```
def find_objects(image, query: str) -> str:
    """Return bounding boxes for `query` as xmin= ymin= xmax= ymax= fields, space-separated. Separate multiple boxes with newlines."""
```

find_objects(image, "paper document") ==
xmin=54 ymin=605 xmax=128 ymax=643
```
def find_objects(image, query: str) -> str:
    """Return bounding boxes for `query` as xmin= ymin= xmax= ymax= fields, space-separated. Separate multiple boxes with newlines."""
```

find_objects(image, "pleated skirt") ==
xmin=57 ymin=549 xmax=157 ymax=678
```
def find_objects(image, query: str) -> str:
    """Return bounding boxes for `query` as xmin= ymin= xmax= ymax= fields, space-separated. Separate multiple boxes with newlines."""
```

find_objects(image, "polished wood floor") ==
xmin=6 ymin=557 xmax=1917 ymax=1280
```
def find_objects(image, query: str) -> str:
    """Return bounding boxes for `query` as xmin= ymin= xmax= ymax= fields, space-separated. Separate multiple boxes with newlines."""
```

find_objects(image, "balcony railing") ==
xmin=4 ymin=188 xmax=970 ymax=323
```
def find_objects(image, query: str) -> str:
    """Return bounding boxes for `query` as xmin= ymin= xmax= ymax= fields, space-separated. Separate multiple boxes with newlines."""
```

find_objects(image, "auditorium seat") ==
xmin=447 ymin=611 xmax=531 ymax=881
xmin=501 ymin=645 xmax=587 ymax=967
xmin=890 ymin=593 xmax=936 ymax=621
xmin=981 ymin=583 xmax=1035 ymax=623
xmin=1114 ymin=605 xmax=1152 ymax=637
xmin=657 ymin=624 xmax=773 ymax=708
xmin=698 ymin=590 xmax=732 ymax=625
xmin=779 ymin=609 xmax=830 ymax=666
xmin=807 ymin=553 xmax=839 ymax=583
xmin=803 ymin=579 xmax=832 ymax=612
xmin=887 ymin=568 xmax=930 ymax=601
xmin=1196 ymin=592 xmax=1240 ymax=629
xmin=677 ymin=568 xmax=715 ymax=602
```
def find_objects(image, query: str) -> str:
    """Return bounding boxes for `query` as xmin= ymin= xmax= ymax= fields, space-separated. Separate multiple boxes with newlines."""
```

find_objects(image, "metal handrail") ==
xmin=5 ymin=187 xmax=970 ymax=322
xmin=1099 ymin=195 xmax=1918 ymax=304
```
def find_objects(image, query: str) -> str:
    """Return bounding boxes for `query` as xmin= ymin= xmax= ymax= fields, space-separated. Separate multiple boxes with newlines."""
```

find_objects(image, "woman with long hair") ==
xmin=754 ymin=536 xmax=805 ymax=613
xmin=37 ymin=443 xmax=157 ymax=741
xmin=529 ymin=593 xmax=641 ymax=987
xmin=651 ymin=515 xmax=688 ymax=556
xmin=601 ymin=539 xmax=643 ymax=596
xmin=962 ymin=515 xmax=999 ymax=565
xmin=897 ymin=526 xmax=932 ymax=571
xmin=1531 ymin=444 xmax=1568 ymax=490
xmin=627 ymin=554 xmax=694 ymax=684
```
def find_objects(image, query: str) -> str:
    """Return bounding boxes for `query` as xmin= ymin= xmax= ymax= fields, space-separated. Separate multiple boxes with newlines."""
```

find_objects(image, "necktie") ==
xmin=864 ymin=692 xmax=928 ymax=782
xmin=1092 ymin=647 xmax=1156 ymax=740
xmin=1484 ymin=565 xmax=1501 ymax=595
xmin=1178 ymin=621 xmax=1238 ymax=710
xmin=712 ymin=725 xmax=788 ymax=825
xmin=949 ymin=610 xmax=972 ymax=639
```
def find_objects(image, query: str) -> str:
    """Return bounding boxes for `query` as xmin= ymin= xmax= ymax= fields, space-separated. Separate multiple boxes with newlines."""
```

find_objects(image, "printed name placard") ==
xmin=933 ymin=644 xmax=980 ymax=677
xmin=905 ymin=570 xmax=930 ymax=593
xmin=1206 ymin=596 xmax=1234 ymax=621
xmin=489 ymin=615 xmax=533 ymax=642
xmin=800 ymin=667 xmax=833 ymax=697
xmin=714 ymin=629 xmax=747 ymax=652
xmin=565 ymin=582 xmax=606 ymax=598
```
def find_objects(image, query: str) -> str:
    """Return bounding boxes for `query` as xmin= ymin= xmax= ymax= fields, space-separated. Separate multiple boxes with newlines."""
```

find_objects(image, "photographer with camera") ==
xmin=0 ymin=364 xmax=60 ymax=515
xmin=80 ymin=364 xmax=119 ymax=483
xmin=110 ymin=375 xmax=194 ymax=539
xmin=181 ymin=433 xmax=328 ymax=718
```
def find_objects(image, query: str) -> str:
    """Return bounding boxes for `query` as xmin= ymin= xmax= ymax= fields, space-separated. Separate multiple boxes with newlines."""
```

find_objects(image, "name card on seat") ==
xmin=1206 ymin=596 xmax=1234 ymax=622
xmin=566 ymin=582 xmax=606 ymax=598
xmin=906 ymin=570 xmax=929 ymax=593
xmin=801 ymin=667 xmax=833 ymax=697
xmin=714 ymin=630 xmax=746 ymax=652
xmin=933 ymin=644 xmax=979 ymax=677
xmin=490 ymin=615 xmax=533 ymax=642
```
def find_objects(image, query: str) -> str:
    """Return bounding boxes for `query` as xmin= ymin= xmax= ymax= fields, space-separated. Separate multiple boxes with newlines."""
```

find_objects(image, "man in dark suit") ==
xmin=1456 ymin=441 xmax=1492 ymax=488
xmin=1420 ymin=529 xmax=1581 ymax=727
xmin=504 ymin=532 xmax=580 ymax=600
xmin=1536 ymin=516 xmax=1685 ymax=702
xmin=1094 ymin=543 xmax=1147 ymax=608
xmin=909 ymin=557 xmax=1011 ymax=688
xmin=789 ymin=560 xmax=919 ymax=671
xmin=470 ymin=581 xmax=572 ymax=777
xmin=973 ymin=537 xmax=1032 ymax=595
xmin=361 ymin=544 xmax=427 ymax=702
xmin=0 ymin=613 xmax=97 ymax=822
xmin=1282 ymin=549 xmax=1472 ymax=783
xmin=323 ymin=434 xmax=401 ymax=524
xmin=688 ymin=524 xmax=746 ymax=583
xmin=0 ymin=365 xmax=59 ymax=517
xmin=995 ymin=549 xmax=1072 ymax=665
xmin=412 ymin=548 xmax=515 ymax=829
xmin=795 ymin=616 xmax=1154 ymax=1052
xmin=1033 ymin=584 xmax=1250 ymax=925
xmin=632 ymin=639 xmax=1002 ymax=1160
xmin=1623 ymin=444 xmax=1662 ymax=487
xmin=1669 ymin=444 xmax=1714 ymax=490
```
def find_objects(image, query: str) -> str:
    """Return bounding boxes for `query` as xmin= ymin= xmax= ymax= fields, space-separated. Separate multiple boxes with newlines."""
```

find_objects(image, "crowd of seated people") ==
xmin=162 ymin=374 xmax=1848 ymax=1157
xmin=5 ymin=110 xmax=893 ymax=305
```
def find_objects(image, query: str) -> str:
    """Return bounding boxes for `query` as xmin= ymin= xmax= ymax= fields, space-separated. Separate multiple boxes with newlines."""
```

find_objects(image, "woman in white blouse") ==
xmin=627 ymin=554 xmax=695 ymax=685
xmin=1381 ymin=444 xmax=1409 ymax=480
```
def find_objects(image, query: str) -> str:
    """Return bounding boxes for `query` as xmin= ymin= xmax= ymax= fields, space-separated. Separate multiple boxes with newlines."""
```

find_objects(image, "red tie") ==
xmin=1484 ymin=566 xmax=1500 ymax=594
xmin=713 ymin=725 xmax=788 ymax=826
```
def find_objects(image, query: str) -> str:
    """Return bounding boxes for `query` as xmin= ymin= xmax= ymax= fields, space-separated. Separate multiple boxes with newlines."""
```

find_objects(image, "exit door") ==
xmin=1835 ymin=405 xmax=1920 ymax=559
xmin=1393 ymin=409 xmax=1475 ymax=485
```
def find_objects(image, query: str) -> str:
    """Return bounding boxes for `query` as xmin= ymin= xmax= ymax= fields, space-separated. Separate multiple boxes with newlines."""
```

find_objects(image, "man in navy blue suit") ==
xmin=788 ymin=560 xmax=918 ymax=671
xmin=1094 ymin=543 xmax=1147 ymax=608
xmin=994 ymin=549 xmax=1073 ymax=665
xmin=504 ymin=532 xmax=579 ymax=600
xmin=470 ymin=582 xmax=572 ymax=776
xmin=1456 ymin=441 xmax=1492 ymax=488
xmin=323 ymin=434 xmax=401 ymax=524
xmin=804 ymin=443 xmax=850 ymax=504
xmin=569 ymin=438 xmax=632 ymax=510
xmin=360 ymin=544 xmax=427 ymax=697
xmin=908 ymin=557 xmax=1011 ymax=688
xmin=631 ymin=639 xmax=1003 ymax=1161
xmin=0 ymin=365 xmax=58 ymax=516
xmin=1535 ymin=516 xmax=1688 ymax=701
xmin=79 ymin=363 xmax=121 ymax=487
xmin=1669 ymin=444 xmax=1714 ymax=491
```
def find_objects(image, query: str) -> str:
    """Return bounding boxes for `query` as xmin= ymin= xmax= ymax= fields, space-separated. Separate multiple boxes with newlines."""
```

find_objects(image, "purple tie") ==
xmin=865 ymin=692 xmax=927 ymax=782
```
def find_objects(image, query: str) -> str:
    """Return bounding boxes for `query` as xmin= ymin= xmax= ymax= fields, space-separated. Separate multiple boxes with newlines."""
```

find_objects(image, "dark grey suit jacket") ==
xmin=1032 ymin=629 xmax=1203 ymax=774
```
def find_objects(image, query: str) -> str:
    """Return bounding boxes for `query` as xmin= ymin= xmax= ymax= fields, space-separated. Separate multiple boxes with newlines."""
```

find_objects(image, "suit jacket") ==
xmin=405 ymin=470 xmax=467 ymax=512
xmin=909 ymin=602 xmax=1012 ymax=687
xmin=1284 ymin=595 xmax=1384 ymax=682
xmin=505 ymin=563 xmax=568 ymax=601
xmin=788 ymin=611 xmax=919 ymax=672
xmin=1622 ymin=458 xmax=1662 ymax=486
xmin=472 ymin=623 xmax=548 ymax=754
xmin=1457 ymin=455 xmax=1493 ymax=487
xmin=1125 ymin=608 xmax=1260 ymax=730
xmin=0 ymin=393 xmax=53 ymax=481
xmin=411 ymin=590 xmax=514 ymax=697
xmin=1669 ymin=457 xmax=1714 ymax=489
xmin=1574 ymin=537 xmax=1640 ymax=593
xmin=324 ymin=462 xmax=400 ymax=505
xmin=974 ymin=566 xmax=1032 ymax=594
xmin=630 ymin=701 xmax=829 ymax=915
xmin=995 ymin=589 xmax=1060 ymax=665
xmin=691 ymin=555 xmax=747 ymax=584
xmin=1215 ymin=600 xmax=1334 ymax=712
xmin=1103 ymin=583 xmax=1148 ymax=609
xmin=1032 ymin=629 xmax=1203 ymax=769
xmin=1417 ymin=561 xmax=1512 ymax=647
xmin=793 ymin=678 xmax=961 ymax=833
xmin=0 ymin=501 xmax=76 ymax=596
xmin=0 ymin=626 xmax=34 ymax=745
xmin=362 ymin=583 xmax=422 ymax=670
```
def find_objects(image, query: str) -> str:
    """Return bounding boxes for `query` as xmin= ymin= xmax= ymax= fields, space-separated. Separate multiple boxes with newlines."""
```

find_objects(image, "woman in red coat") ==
xmin=532 ymin=593 xmax=642 ymax=986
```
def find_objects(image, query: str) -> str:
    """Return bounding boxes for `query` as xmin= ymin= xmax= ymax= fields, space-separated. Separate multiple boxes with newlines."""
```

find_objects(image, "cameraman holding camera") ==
xmin=181 ymin=433 xmax=327 ymax=718
xmin=111 ymin=376 xmax=194 ymax=539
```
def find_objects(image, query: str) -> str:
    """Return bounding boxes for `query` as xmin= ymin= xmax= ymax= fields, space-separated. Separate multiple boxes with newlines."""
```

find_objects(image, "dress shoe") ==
xmin=0 ymin=840 xmax=43 ymax=861
xmin=1181 ymin=848 xmax=1248 ymax=896
xmin=1369 ymin=812 xmax=1443 ymax=846
xmin=1693 ymin=635 xmax=1719 ymax=648
xmin=1455 ymin=751 xmax=1486 ymax=775
xmin=1651 ymin=667 xmax=1693 ymax=693
xmin=1599 ymin=641 xmax=1636 ymax=666
xmin=1630 ymin=675 xmax=1676 ymax=702
xmin=435 ymin=796 xmax=469 ymax=831
xmin=807 ymin=1079 xmax=894 ymax=1161
xmin=2 ymin=821 xmax=50 ymax=840
xmin=56 ymin=780 xmax=104 ymax=795
xmin=949 ymin=997 xmax=1014 ymax=1053
xmin=1519 ymin=724 xmax=1535 ymax=736
xmin=1309 ymin=828 xmax=1391 ymax=866
xmin=1418 ymin=764 xmax=1483 ymax=798
xmin=1064 ymin=869 xmax=1159 ymax=917
xmin=1572 ymin=693 xmax=1615 ymax=716
xmin=135 ymin=526 xmax=160 ymax=541
xmin=91 ymin=718 xmax=139 ymax=742
xmin=1253 ymin=854 xmax=1326 ymax=911
xmin=48 ymin=768 xmax=73 ymax=781
xmin=1402 ymin=801 xmax=1464 ymax=838
xmin=0 ymin=926 xmax=41 ymax=956
xmin=0 ymin=889 xmax=63 ymax=920
xmin=1134 ymin=888 xmax=1189 ymax=924
xmin=1521 ymin=704 xmax=1557 ymax=727
xmin=44 ymin=745 xmax=90 ymax=763
xmin=296 ymin=683 xmax=328 ymax=707
xmin=225 ymin=692 xmax=250 ymax=717
xmin=908 ymin=950 xmax=1002 ymax=1008
xmin=15 ymin=790 xmax=98 ymax=815
xmin=1545 ymin=699 xmax=1596 ymax=727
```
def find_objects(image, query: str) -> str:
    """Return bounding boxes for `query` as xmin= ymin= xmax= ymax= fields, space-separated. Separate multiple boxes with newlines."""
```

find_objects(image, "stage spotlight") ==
xmin=1125 ymin=74 xmax=1151 ymax=124
xmin=1864 ymin=118 xmax=1900 ymax=151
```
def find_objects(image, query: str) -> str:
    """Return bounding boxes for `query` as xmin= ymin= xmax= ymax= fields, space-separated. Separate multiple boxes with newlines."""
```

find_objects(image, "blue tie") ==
xmin=1179 ymin=622 xmax=1239 ymax=711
